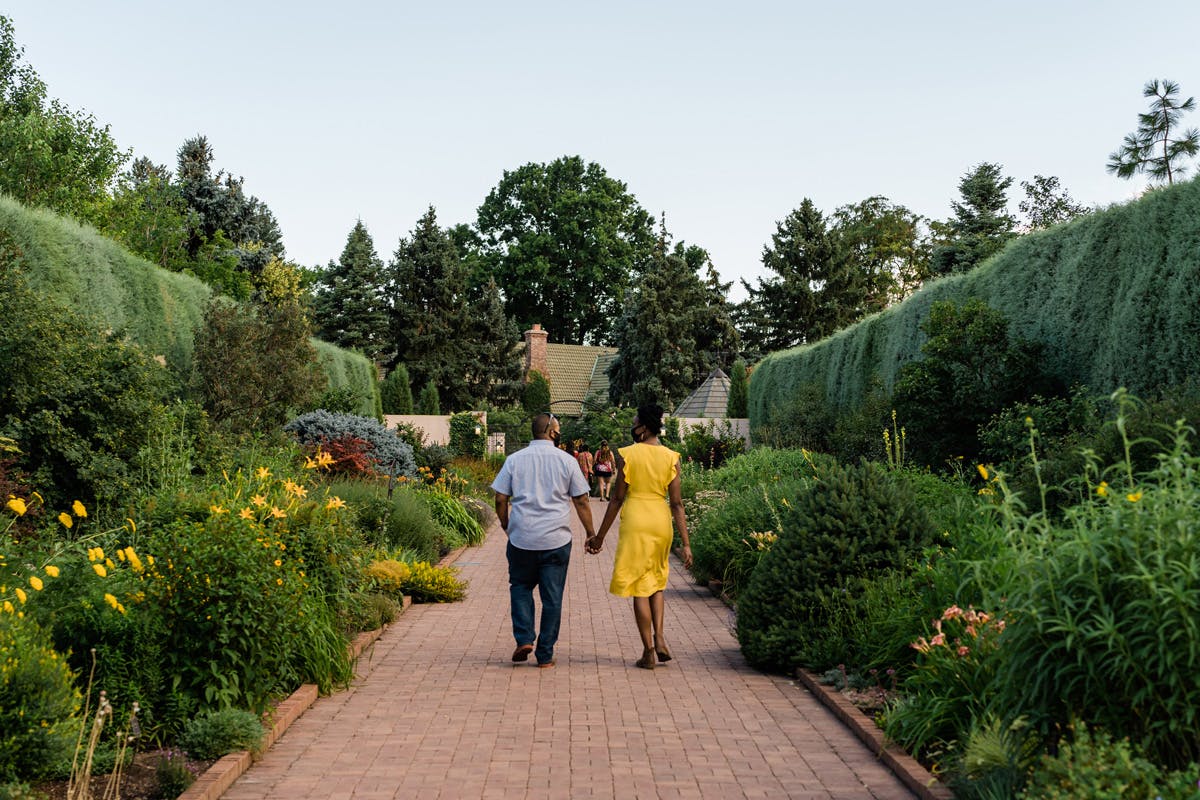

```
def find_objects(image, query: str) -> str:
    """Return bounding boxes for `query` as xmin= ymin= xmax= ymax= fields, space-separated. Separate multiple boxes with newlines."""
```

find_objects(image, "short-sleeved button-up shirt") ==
xmin=491 ymin=440 xmax=591 ymax=551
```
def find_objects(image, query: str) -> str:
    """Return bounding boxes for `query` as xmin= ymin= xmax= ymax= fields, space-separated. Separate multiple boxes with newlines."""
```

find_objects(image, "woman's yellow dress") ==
xmin=609 ymin=443 xmax=681 ymax=597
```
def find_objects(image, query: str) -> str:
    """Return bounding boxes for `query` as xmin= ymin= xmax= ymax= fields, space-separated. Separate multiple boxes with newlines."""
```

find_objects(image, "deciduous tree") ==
xmin=1018 ymin=175 xmax=1090 ymax=230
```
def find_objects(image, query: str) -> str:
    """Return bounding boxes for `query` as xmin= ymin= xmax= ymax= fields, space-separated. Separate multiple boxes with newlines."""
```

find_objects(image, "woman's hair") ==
xmin=636 ymin=403 xmax=665 ymax=436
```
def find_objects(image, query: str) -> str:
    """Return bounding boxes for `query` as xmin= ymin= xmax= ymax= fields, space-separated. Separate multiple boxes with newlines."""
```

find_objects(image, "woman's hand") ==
xmin=585 ymin=534 xmax=605 ymax=554
xmin=679 ymin=546 xmax=693 ymax=569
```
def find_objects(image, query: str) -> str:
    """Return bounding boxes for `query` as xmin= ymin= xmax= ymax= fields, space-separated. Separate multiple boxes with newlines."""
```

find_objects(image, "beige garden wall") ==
xmin=384 ymin=413 xmax=488 ymax=447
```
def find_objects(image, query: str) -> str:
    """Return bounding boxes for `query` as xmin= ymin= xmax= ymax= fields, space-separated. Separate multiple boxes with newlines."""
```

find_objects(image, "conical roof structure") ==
xmin=673 ymin=368 xmax=731 ymax=417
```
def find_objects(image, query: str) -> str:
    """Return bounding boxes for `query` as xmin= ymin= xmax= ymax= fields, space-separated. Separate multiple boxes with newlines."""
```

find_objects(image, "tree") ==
xmin=522 ymin=370 xmax=551 ymax=417
xmin=1018 ymin=175 xmax=1090 ymax=230
xmin=476 ymin=156 xmax=656 ymax=344
xmin=380 ymin=364 xmax=414 ymax=414
xmin=313 ymin=220 xmax=389 ymax=361
xmin=829 ymin=196 xmax=931 ymax=308
xmin=930 ymin=163 xmax=1016 ymax=276
xmin=726 ymin=358 xmax=749 ymax=418
xmin=737 ymin=199 xmax=854 ymax=355
xmin=415 ymin=380 xmax=441 ymax=415
xmin=388 ymin=207 xmax=475 ymax=410
xmin=1108 ymin=79 xmax=1199 ymax=186
xmin=608 ymin=233 xmax=736 ymax=410
xmin=97 ymin=157 xmax=191 ymax=272
xmin=0 ymin=16 xmax=128 ymax=218
xmin=464 ymin=277 xmax=524 ymax=407
xmin=192 ymin=298 xmax=324 ymax=435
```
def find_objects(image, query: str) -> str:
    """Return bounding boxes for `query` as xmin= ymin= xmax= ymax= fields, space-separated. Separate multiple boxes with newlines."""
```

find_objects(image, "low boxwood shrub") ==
xmin=178 ymin=708 xmax=263 ymax=760
xmin=735 ymin=460 xmax=940 ymax=673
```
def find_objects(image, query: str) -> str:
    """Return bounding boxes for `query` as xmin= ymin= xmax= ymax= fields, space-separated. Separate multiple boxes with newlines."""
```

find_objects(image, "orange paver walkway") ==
xmin=224 ymin=499 xmax=915 ymax=800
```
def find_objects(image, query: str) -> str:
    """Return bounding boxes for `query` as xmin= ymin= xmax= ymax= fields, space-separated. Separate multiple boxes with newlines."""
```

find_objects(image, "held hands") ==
xmin=585 ymin=534 xmax=605 ymax=554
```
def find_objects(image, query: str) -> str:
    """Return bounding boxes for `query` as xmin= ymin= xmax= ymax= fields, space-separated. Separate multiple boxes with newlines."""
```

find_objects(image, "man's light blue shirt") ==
xmin=491 ymin=440 xmax=591 ymax=551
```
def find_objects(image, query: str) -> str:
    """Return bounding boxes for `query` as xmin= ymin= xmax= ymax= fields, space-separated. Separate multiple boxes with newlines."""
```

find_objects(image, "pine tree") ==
xmin=726 ymin=358 xmax=749 ymax=418
xmin=464 ymin=277 xmax=523 ymax=407
xmin=313 ymin=220 xmax=389 ymax=361
xmin=930 ymin=163 xmax=1015 ymax=276
xmin=380 ymin=363 xmax=413 ymax=414
xmin=522 ymin=370 xmax=551 ymax=417
xmin=1108 ymin=79 xmax=1199 ymax=186
xmin=415 ymin=380 xmax=441 ymax=415
xmin=388 ymin=207 xmax=475 ymax=410
xmin=737 ymin=199 xmax=853 ymax=355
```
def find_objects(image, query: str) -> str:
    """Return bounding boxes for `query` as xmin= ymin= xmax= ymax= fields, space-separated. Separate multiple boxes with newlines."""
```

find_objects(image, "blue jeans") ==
xmin=507 ymin=541 xmax=571 ymax=664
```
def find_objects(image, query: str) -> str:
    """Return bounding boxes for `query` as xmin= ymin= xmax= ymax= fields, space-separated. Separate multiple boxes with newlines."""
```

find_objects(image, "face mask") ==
xmin=550 ymin=430 xmax=561 ymax=444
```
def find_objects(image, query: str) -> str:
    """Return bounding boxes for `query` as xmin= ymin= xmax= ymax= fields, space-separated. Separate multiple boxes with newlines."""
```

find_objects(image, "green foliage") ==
xmin=311 ymin=340 xmax=381 ymax=419
xmin=476 ymin=155 xmax=657 ymax=344
xmin=676 ymin=420 xmax=746 ymax=470
xmin=192 ymin=299 xmax=325 ymax=435
xmin=521 ymin=371 xmax=551 ymax=417
xmin=447 ymin=412 xmax=485 ymax=458
xmin=726 ymin=359 xmax=749 ymax=418
xmin=1018 ymin=175 xmax=1090 ymax=231
xmin=893 ymin=298 xmax=1056 ymax=466
xmin=415 ymin=381 xmax=441 ymax=415
xmin=178 ymin=709 xmax=263 ymax=760
xmin=380 ymin=364 xmax=414 ymax=414
xmin=0 ymin=615 xmax=79 ymax=782
xmin=1107 ymin=79 xmax=1199 ymax=186
xmin=930 ymin=163 xmax=1015 ymax=276
xmin=0 ymin=16 xmax=128 ymax=219
xmin=329 ymin=481 xmax=445 ymax=561
xmin=558 ymin=402 xmax=634 ymax=451
xmin=608 ymin=240 xmax=737 ymax=409
xmin=421 ymin=491 xmax=486 ymax=546
xmin=736 ymin=460 xmax=939 ymax=673
xmin=284 ymin=411 xmax=415 ymax=477
xmin=483 ymin=407 xmax=530 ymax=453
xmin=948 ymin=716 xmax=1040 ymax=800
xmin=748 ymin=177 xmax=1200 ymax=434
xmin=1020 ymin=722 xmax=1200 ymax=800
xmin=988 ymin=416 xmax=1200 ymax=769
xmin=153 ymin=750 xmax=196 ymax=798
xmin=0 ymin=247 xmax=175 ymax=506
xmin=312 ymin=220 xmax=389 ymax=361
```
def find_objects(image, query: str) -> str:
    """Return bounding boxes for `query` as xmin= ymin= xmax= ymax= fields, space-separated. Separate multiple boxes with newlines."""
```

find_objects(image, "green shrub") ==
xmin=1020 ymin=722 xmax=1199 ymax=800
xmin=284 ymin=411 xmax=415 ymax=477
xmin=178 ymin=709 xmax=263 ymax=760
xmin=447 ymin=412 xmax=485 ymax=458
xmin=421 ymin=491 xmax=486 ymax=546
xmin=521 ymin=371 xmax=550 ymax=416
xmin=417 ymin=444 xmax=454 ymax=474
xmin=330 ymin=481 xmax=444 ymax=561
xmin=988 ymin=415 xmax=1200 ymax=769
xmin=415 ymin=381 xmax=440 ymax=415
xmin=676 ymin=419 xmax=746 ymax=469
xmin=380 ymin=364 xmax=414 ymax=414
xmin=342 ymin=591 xmax=401 ymax=632
xmin=153 ymin=750 xmax=197 ymax=798
xmin=735 ymin=460 xmax=940 ymax=673
xmin=753 ymin=383 xmax=836 ymax=452
xmin=0 ymin=615 xmax=79 ymax=782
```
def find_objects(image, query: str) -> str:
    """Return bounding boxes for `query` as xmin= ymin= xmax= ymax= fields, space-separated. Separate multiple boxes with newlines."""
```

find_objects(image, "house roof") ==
xmin=674 ymin=368 xmax=731 ymax=417
xmin=545 ymin=343 xmax=618 ymax=416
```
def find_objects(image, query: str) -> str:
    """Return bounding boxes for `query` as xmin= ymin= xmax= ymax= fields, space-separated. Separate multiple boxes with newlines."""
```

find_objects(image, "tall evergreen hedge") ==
xmin=749 ymin=178 xmax=1200 ymax=426
xmin=0 ymin=195 xmax=379 ymax=415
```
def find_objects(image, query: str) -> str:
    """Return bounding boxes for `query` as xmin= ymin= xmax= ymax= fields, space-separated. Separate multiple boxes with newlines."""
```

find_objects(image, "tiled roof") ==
xmin=544 ymin=343 xmax=618 ymax=416
xmin=674 ymin=369 xmax=731 ymax=417
xmin=586 ymin=352 xmax=619 ymax=408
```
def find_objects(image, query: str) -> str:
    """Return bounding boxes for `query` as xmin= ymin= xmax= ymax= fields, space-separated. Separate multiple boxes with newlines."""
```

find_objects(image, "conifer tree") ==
xmin=464 ymin=277 xmax=523 ymax=407
xmin=522 ymin=371 xmax=551 ymax=417
xmin=726 ymin=358 xmax=749 ymax=418
xmin=380 ymin=363 xmax=414 ymax=414
xmin=930 ymin=163 xmax=1015 ymax=276
xmin=313 ymin=220 xmax=389 ymax=362
xmin=415 ymin=380 xmax=441 ymax=414
xmin=1108 ymin=79 xmax=1199 ymax=186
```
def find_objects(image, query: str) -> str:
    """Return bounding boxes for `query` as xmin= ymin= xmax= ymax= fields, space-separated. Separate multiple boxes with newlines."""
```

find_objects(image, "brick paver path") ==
xmin=224 ymin=499 xmax=914 ymax=800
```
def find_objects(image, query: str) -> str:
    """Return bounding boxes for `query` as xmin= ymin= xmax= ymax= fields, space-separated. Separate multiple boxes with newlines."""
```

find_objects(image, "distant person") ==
xmin=593 ymin=441 xmax=616 ymax=501
xmin=575 ymin=443 xmax=593 ymax=490
xmin=586 ymin=404 xmax=692 ymax=669
xmin=492 ymin=413 xmax=595 ymax=668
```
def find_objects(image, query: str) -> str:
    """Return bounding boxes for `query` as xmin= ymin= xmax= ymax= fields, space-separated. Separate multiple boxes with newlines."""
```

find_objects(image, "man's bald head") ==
xmin=531 ymin=412 xmax=558 ymax=439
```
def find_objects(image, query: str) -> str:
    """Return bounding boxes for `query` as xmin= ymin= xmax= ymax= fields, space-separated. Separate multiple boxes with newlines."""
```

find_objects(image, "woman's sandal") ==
xmin=654 ymin=637 xmax=673 ymax=663
xmin=636 ymin=648 xmax=656 ymax=670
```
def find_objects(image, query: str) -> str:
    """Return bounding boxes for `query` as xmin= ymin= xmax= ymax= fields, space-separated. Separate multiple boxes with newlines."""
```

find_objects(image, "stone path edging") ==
xmin=176 ymin=542 xmax=467 ymax=800
xmin=795 ymin=670 xmax=953 ymax=800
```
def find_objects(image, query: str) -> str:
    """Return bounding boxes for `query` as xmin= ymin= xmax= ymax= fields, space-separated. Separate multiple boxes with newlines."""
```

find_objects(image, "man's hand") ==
xmin=585 ymin=534 xmax=605 ymax=554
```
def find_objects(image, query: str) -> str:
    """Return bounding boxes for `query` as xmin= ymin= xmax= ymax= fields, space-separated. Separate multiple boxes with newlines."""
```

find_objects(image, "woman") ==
xmin=593 ymin=441 xmax=616 ymax=501
xmin=585 ymin=405 xmax=692 ymax=669
xmin=575 ymin=443 xmax=594 ymax=490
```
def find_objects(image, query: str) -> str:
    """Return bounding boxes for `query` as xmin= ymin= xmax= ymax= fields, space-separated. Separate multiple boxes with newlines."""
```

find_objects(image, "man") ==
xmin=491 ymin=413 xmax=595 ymax=668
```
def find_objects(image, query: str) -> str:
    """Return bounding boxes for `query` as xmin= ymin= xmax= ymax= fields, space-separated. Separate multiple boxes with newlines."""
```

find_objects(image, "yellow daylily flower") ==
xmin=1126 ymin=491 xmax=1143 ymax=503
xmin=210 ymin=505 xmax=229 ymax=515
xmin=58 ymin=512 xmax=73 ymax=529
xmin=270 ymin=507 xmax=287 ymax=519
xmin=72 ymin=500 xmax=87 ymax=518
xmin=2 ymin=600 xmax=13 ymax=613
xmin=29 ymin=576 xmax=43 ymax=591
xmin=44 ymin=565 xmax=59 ymax=578
xmin=93 ymin=563 xmax=107 ymax=578
xmin=239 ymin=508 xmax=254 ymax=520
xmin=5 ymin=497 xmax=26 ymax=516
xmin=15 ymin=587 xmax=26 ymax=604
xmin=274 ymin=559 xmax=282 ymax=567
xmin=325 ymin=496 xmax=347 ymax=511
xmin=977 ymin=465 xmax=989 ymax=481
xmin=104 ymin=593 xmax=119 ymax=609
xmin=1096 ymin=482 xmax=1109 ymax=497
xmin=117 ymin=549 xmax=127 ymax=562
xmin=303 ymin=456 xmax=318 ymax=470
xmin=316 ymin=450 xmax=334 ymax=468
xmin=251 ymin=495 xmax=267 ymax=507
xmin=256 ymin=467 xmax=272 ymax=479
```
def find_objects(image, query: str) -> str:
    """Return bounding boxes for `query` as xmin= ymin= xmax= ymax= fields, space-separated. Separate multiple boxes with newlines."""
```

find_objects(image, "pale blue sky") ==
xmin=6 ymin=1 xmax=1199 ymax=300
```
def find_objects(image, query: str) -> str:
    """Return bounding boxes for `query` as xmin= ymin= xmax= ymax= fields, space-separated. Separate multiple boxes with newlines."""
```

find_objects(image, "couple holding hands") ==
xmin=491 ymin=405 xmax=692 ymax=669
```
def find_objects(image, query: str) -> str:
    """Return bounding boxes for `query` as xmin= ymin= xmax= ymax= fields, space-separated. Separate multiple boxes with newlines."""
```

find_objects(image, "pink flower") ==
xmin=930 ymin=633 xmax=946 ymax=647
xmin=942 ymin=605 xmax=963 ymax=621
xmin=957 ymin=646 xmax=970 ymax=656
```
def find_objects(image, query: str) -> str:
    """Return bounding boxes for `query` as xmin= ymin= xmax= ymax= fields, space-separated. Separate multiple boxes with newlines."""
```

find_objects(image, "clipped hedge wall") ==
xmin=0 ymin=194 xmax=379 ymax=414
xmin=749 ymin=178 xmax=1200 ymax=426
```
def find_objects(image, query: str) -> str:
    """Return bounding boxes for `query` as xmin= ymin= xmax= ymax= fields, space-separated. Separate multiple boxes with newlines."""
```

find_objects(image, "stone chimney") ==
xmin=524 ymin=323 xmax=549 ymax=380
